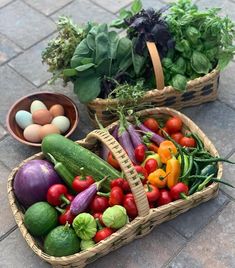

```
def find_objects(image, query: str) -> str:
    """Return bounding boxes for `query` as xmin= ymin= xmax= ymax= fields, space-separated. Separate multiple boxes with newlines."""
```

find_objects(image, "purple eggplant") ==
xmin=112 ymin=125 xmax=119 ymax=140
xmin=70 ymin=178 xmax=106 ymax=216
xmin=138 ymin=123 xmax=165 ymax=145
xmin=127 ymin=122 xmax=147 ymax=150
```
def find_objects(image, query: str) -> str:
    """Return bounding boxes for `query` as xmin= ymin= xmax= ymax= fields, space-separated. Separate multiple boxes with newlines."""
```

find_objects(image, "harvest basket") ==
xmin=8 ymin=107 xmax=222 ymax=267
xmin=87 ymin=42 xmax=220 ymax=126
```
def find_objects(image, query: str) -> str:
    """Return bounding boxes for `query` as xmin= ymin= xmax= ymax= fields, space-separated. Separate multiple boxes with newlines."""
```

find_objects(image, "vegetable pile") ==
xmin=13 ymin=111 xmax=235 ymax=258
xmin=42 ymin=0 xmax=235 ymax=102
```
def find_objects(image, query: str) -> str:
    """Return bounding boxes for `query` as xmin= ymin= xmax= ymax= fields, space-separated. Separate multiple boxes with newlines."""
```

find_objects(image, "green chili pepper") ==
xmin=197 ymin=174 xmax=214 ymax=192
xmin=190 ymin=133 xmax=204 ymax=150
xmin=193 ymin=161 xmax=200 ymax=175
xmin=194 ymin=157 xmax=235 ymax=164
xmin=180 ymin=154 xmax=194 ymax=182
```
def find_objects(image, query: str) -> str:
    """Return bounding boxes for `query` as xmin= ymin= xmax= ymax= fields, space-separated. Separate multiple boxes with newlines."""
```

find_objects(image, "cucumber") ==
xmin=42 ymin=134 xmax=120 ymax=191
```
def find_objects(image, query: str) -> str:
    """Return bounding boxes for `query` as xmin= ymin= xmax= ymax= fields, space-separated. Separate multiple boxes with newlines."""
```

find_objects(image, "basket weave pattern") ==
xmin=8 ymin=107 xmax=222 ymax=267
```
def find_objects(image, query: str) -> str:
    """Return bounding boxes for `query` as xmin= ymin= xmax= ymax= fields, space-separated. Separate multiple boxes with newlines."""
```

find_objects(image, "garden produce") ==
xmin=179 ymin=136 xmax=196 ymax=148
xmin=157 ymin=189 xmax=172 ymax=206
xmin=14 ymin=159 xmax=61 ymax=207
xmin=93 ymin=212 xmax=104 ymax=226
xmin=80 ymin=239 xmax=95 ymax=250
xmin=134 ymin=144 xmax=146 ymax=162
xmin=171 ymin=132 xmax=184 ymax=144
xmin=89 ymin=195 xmax=109 ymax=213
xmin=70 ymin=178 xmax=107 ymax=215
xmin=49 ymin=104 xmax=64 ymax=117
xmin=51 ymin=116 xmax=70 ymax=134
xmin=107 ymin=152 xmax=121 ymax=170
xmin=110 ymin=178 xmax=125 ymax=189
xmin=39 ymin=124 xmax=60 ymax=140
xmin=30 ymin=100 xmax=47 ymax=113
xmin=32 ymin=109 xmax=53 ymax=125
xmin=143 ymin=118 xmax=159 ymax=133
xmin=147 ymin=169 xmax=167 ymax=189
xmin=102 ymin=205 xmax=128 ymax=229
xmin=42 ymin=134 xmax=120 ymax=191
xmin=24 ymin=202 xmax=58 ymax=236
xmin=47 ymin=184 xmax=70 ymax=206
xmin=72 ymin=213 xmax=97 ymax=240
xmin=23 ymin=124 xmax=42 ymax=143
xmin=15 ymin=110 xmax=33 ymax=129
xmin=123 ymin=194 xmax=138 ymax=218
xmin=165 ymin=117 xmax=182 ymax=134
xmin=72 ymin=169 xmax=95 ymax=193
xmin=94 ymin=226 xmax=113 ymax=243
xmin=142 ymin=153 xmax=162 ymax=168
xmin=144 ymin=158 xmax=158 ymax=174
xmin=108 ymin=186 xmax=124 ymax=206
xmin=166 ymin=157 xmax=181 ymax=189
xmin=144 ymin=183 xmax=160 ymax=203
xmin=158 ymin=140 xmax=178 ymax=164
xmin=170 ymin=182 xmax=189 ymax=200
xmin=57 ymin=205 xmax=75 ymax=225
xmin=44 ymin=225 xmax=80 ymax=257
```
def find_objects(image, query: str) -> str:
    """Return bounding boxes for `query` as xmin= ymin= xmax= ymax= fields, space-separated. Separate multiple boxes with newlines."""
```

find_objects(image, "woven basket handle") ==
xmin=85 ymin=129 xmax=150 ymax=217
xmin=146 ymin=41 xmax=165 ymax=90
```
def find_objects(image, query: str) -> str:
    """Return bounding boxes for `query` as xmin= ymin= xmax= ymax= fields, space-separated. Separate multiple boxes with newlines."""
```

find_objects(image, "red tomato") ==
xmin=134 ymin=144 xmax=146 ymax=162
xmin=135 ymin=165 xmax=148 ymax=184
xmin=123 ymin=193 xmax=138 ymax=218
xmin=158 ymin=127 xmax=169 ymax=137
xmin=144 ymin=184 xmax=160 ymax=203
xmin=110 ymin=178 xmax=125 ymax=189
xmin=89 ymin=195 xmax=109 ymax=213
xmin=171 ymin=132 xmax=184 ymax=144
xmin=94 ymin=227 xmax=113 ymax=243
xmin=165 ymin=117 xmax=183 ymax=133
xmin=170 ymin=182 xmax=189 ymax=200
xmin=122 ymin=180 xmax=131 ymax=193
xmin=58 ymin=205 xmax=75 ymax=225
xmin=93 ymin=212 xmax=104 ymax=226
xmin=47 ymin=184 xmax=68 ymax=206
xmin=72 ymin=175 xmax=95 ymax=193
xmin=109 ymin=186 xmax=124 ymax=206
xmin=107 ymin=152 xmax=120 ymax=170
xmin=145 ymin=159 xmax=158 ymax=174
xmin=157 ymin=189 xmax=172 ymax=206
xmin=143 ymin=118 xmax=159 ymax=132
xmin=179 ymin=136 xmax=196 ymax=148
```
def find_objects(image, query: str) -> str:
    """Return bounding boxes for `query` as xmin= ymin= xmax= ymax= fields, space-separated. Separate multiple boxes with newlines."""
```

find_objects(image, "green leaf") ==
xmin=186 ymin=26 xmax=201 ymax=44
xmin=162 ymin=58 xmax=173 ymax=69
xmin=63 ymin=68 xmax=78 ymax=77
xmin=71 ymin=40 xmax=91 ymax=68
xmin=74 ymin=75 xmax=101 ymax=103
xmin=86 ymin=33 xmax=95 ymax=51
xmin=172 ymin=74 xmax=187 ymax=91
xmin=191 ymin=51 xmax=211 ymax=74
xmin=131 ymin=0 xmax=142 ymax=14
xmin=96 ymin=59 xmax=111 ymax=76
xmin=118 ymin=50 xmax=132 ymax=72
xmin=119 ymin=9 xmax=133 ymax=19
xmin=108 ymin=31 xmax=119 ymax=59
xmin=75 ymin=63 xmax=95 ymax=72
xmin=132 ymin=47 xmax=145 ymax=76
xmin=95 ymin=32 xmax=109 ymax=65
xmin=217 ymin=51 xmax=234 ymax=70
xmin=116 ymin=37 xmax=132 ymax=63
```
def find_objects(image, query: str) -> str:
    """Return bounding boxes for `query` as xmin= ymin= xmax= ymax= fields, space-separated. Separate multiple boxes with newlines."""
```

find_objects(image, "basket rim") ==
xmin=88 ymin=69 xmax=220 ymax=106
xmin=7 ymin=107 xmax=223 ymax=265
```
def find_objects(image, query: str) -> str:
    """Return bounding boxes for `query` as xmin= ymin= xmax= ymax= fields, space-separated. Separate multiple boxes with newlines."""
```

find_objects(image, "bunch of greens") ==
xmin=163 ymin=0 xmax=235 ymax=90
xmin=63 ymin=23 xmax=148 ymax=103
xmin=42 ymin=16 xmax=91 ymax=83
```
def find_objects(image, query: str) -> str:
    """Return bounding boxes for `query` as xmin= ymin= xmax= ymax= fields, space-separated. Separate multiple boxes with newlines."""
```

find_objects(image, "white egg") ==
xmin=30 ymin=100 xmax=47 ymax=113
xmin=15 ymin=110 xmax=33 ymax=129
xmin=51 ymin=116 xmax=70 ymax=134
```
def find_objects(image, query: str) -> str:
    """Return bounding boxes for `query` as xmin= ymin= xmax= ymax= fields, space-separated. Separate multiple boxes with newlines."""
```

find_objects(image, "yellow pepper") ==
xmin=166 ymin=157 xmax=181 ymax=189
xmin=158 ymin=140 xmax=178 ymax=164
xmin=147 ymin=168 xmax=167 ymax=188
xmin=142 ymin=153 xmax=162 ymax=168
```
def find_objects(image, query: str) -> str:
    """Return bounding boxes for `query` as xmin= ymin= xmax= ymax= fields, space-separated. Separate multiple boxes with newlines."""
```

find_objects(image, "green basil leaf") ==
xmin=162 ymin=58 xmax=173 ymax=69
xmin=95 ymin=32 xmax=109 ymax=65
xmin=108 ymin=31 xmax=119 ymax=59
xmin=172 ymin=74 xmax=187 ymax=91
xmin=71 ymin=39 xmax=91 ymax=68
xmin=191 ymin=51 xmax=211 ymax=74
xmin=116 ymin=37 xmax=132 ymax=63
xmin=75 ymin=63 xmax=95 ymax=72
xmin=218 ymin=51 xmax=234 ymax=70
xmin=63 ymin=69 xmax=78 ymax=77
xmin=86 ymin=33 xmax=95 ymax=51
xmin=132 ymin=47 xmax=145 ymax=76
xmin=74 ymin=75 xmax=100 ymax=103
xmin=96 ymin=59 xmax=111 ymax=76
xmin=186 ymin=26 xmax=201 ymax=44
xmin=131 ymin=0 xmax=142 ymax=14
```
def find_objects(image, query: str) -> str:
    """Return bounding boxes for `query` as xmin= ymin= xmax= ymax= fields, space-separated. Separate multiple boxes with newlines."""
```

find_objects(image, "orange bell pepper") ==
xmin=147 ymin=169 xmax=167 ymax=188
xmin=166 ymin=157 xmax=181 ymax=189
xmin=158 ymin=140 xmax=178 ymax=164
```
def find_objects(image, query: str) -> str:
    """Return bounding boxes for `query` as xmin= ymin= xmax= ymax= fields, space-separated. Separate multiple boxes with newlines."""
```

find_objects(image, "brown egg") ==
xmin=39 ymin=124 xmax=60 ymax=140
xmin=23 ymin=124 xmax=42 ymax=143
xmin=49 ymin=104 xmax=65 ymax=117
xmin=32 ymin=109 xmax=53 ymax=125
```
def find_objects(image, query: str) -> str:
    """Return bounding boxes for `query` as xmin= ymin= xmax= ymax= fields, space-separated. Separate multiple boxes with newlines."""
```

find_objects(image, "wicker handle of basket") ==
xmin=146 ymin=41 xmax=165 ymax=90
xmin=85 ymin=129 xmax=150 ymax=217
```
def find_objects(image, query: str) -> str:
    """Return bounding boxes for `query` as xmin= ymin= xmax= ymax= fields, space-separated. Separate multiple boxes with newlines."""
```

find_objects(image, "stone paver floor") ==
xmin=0 ymin=0 xmax=234 ymax=267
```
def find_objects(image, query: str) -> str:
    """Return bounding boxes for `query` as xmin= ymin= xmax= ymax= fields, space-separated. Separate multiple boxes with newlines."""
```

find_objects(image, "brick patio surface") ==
xmin=0 ymin=0 xmax=235 ymax=267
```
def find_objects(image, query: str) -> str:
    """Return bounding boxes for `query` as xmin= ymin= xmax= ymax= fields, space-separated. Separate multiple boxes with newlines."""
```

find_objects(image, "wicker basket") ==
xmin=87 ymin=42 xmax=220 ymax=126
xmin=7 ymin=107 xmax=222 ymax=268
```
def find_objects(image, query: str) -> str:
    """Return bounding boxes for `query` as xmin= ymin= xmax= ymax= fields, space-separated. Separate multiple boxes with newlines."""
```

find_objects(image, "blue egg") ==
xmin=15 ymin=110 xmax=33 ymax=129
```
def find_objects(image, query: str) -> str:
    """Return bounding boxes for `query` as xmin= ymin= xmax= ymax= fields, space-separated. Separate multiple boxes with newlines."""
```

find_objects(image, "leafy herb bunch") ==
xmin=163 ymin=0 xmax=235 ymax=90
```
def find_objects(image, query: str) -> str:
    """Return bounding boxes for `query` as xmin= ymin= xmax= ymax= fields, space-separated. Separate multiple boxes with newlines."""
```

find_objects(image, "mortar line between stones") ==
xmin=48 ymin=0 xmax=76 ymax=17
xmin=0 ymin=50 xmax=24 ymax=67
xmin=220 ymin=189 xmax=235 ymax=202
xmin=218 ymin=99 xmax=235 ymax=112
xmin=88 ymin=0 xmax=123 ymax=15
xmin=162 ymin=200 xmax=231 ymax=267
xmin=0 ymin=0 xmax=16 ymax=11
xmin=0 ymin=158 xmax=12 ymax=171
xmin=0 ymin=225 xmax=17 ymax=242
xmin=0 ymin=32 xmax=25 ymax=51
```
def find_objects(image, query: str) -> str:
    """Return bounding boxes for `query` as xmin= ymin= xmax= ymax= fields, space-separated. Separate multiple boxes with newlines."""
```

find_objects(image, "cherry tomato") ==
xmin=89 ymin=195 xmax=109 ymax=213
xmin=134 ymin=144 xmax=146 ymax=162
xmin=93 ymin=212 xmax=104 ymax=226
xmin=145 ymin=159 xmax=158 ymax=174
xmin=158 ymin=127 xmax=169 ymax=137
xmin=171 ymin=132 xmax=184 ymax=144
xmin=144 ymin=184 xmax=160 ymax=203
xmin=170 ymin=182 xmax=189 ymax=200
xmin=179 ymin=136 xmax=196 ymax=147
xmin=165 ymin=117 xmax=183 ymax=133
xmin=72 ymin=175 xmax=95 ymax=193
xmin=107 ymin=152 xmax=120 ymax=170
xmin=58 ymin=205 xmax=75 ymax=225
xmin=47 ymin=184 xmax=69 ymax=206
xmin=110 ymin=178 xmax=125 ymax=189
xmin=143 ymin=118 xmax=159 ymax=132
xmin=135 ymin=165 xmax=148 ymax=184
xmin=94 ymin=227 xmax=113 ymax=243
xmin=109 ymin=186 xmax=124 ymax=206
xmin=147 ymin=143 xmax=159 ymax=153
xmin=122 ymin=180 xmax=131 ymax=193
xmin=157 ymin=189 xmax=172 ymax=206
xmin=123 ymin=193 xmax=138 ymax=218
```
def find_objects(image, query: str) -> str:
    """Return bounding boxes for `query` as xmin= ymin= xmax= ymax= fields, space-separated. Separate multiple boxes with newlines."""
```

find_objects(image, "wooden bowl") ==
xmin=6 ymin=92 xmax=79 ymax=147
